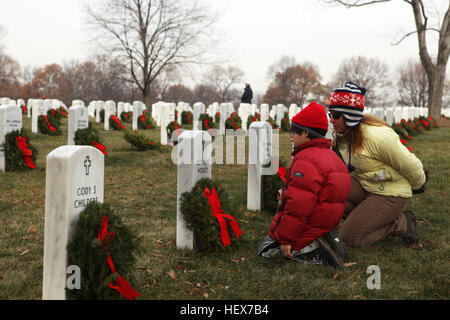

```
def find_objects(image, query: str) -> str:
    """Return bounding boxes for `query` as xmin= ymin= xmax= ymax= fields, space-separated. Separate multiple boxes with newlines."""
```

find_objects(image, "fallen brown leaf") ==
xmin=20 ymin=249 xmax=30 ymax=256
xmin=332 ymin=273 xmax=339 ymax=280
xmin=203 ymin=292 xmax=209 ymax=299
xmin=27 ymin=225 xmax=37 ymax=235
xmin=168 ymin=270 xmax=176 ymax=280
xmin=344 ymin=262 xmax=358 ymax=267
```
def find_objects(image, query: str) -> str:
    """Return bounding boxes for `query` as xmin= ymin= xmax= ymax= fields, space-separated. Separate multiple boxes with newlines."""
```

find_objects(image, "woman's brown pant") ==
xmin=339 ymin=177 xmax=408 ymax=247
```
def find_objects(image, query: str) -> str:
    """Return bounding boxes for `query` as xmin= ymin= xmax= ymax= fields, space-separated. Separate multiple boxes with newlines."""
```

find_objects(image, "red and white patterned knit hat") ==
xmin=327 ymin=81 xmax=366 ymax=127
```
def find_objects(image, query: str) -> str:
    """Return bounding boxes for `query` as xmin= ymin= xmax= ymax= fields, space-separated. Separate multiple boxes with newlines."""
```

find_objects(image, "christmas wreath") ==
xmin=247 ymin=113 xmax=261 ymax=127
xmin=262 ymin=159 xmax=288 ymax=214
xmin=120 ymin=111 xmax=132 ymax=123
xmin=109 ymin=115 xmax=125 ymax=130
xmin=38 ymin=113 xmax=61 ymax=135
xmin=179 ymin=178 xmax=243 ymax=251
xmin=57 ymin=106 xmax=68 ymax=117
xmin=280 ymin=112 xmax=290 ymax=132
xmin=66 ymin=201 xmax=140 ymax=300
xmin=225 ymin=112 xmax=242 ymax=130
xmin=181 ymin=111 xmax=193 ymax=125
xmin=266 ymin=116 xmax=279 ymax=129
xmin=166 ymin=121 xmax=182 ymax=143
xmin=74 ymin=122 xmax=107 ymax=156
xmin=0 ymin=129 xmax=37 ymax=171
xmin=214 ymin=112 xmax=220 ymax=124
xmin=123 ymin=130 xmax=161 ymax=151
xmin=137 ymin=111 xmax=155 ymax=130
xmin=199 ymin=114 xmax=215 ymax=131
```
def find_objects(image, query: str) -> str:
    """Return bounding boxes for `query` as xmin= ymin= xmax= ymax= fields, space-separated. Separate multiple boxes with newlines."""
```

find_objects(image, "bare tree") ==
xmin=323 ymin=0 xmax=450 ymax=118
xmin=85 ymin=0 xmax=219 ymax=111
xmin=0 ymin=52 xmax=21 ymax=98
xmin=397 ymin=59 xmax=428 ymax=108
xmin=330 ymin=56 xmax=391 ymax=107
xmin=202 ymin=65 xmax=244 ymax=102
xmin=266 ymin=55 xmax=298 ymax=82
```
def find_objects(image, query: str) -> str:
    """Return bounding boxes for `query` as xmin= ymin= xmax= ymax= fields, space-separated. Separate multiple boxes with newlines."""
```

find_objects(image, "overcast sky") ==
xmin=0 ymin=0 xmax=447 ymax=95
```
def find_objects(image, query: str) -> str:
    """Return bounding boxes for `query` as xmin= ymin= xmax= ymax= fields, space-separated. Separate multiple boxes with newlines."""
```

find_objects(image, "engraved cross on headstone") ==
xmin=84 ymin=156 xmax=91 ymax=175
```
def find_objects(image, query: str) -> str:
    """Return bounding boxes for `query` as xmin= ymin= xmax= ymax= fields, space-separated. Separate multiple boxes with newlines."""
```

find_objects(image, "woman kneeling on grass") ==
xmin=327 ymin=82 xmax=428 ymax=248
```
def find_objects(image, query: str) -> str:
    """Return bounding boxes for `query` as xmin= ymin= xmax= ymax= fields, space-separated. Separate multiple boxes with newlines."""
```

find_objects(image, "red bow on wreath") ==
xmin=92 ymin=141 xmax=108 ymax=156
xmin=203 ymin=187 xmax=243 ymax=247
xmin=111 ymin=115 xmax=125 ymax=130
xmin=277 ymin=166 xmax=286 ymax=184
xmin=43 ymin=115 xmax=56 ymax=133
xmin=16 ymin=136 xmax=35 ymax=168
xmin=97 ymin=216 xmax=140 ymax=300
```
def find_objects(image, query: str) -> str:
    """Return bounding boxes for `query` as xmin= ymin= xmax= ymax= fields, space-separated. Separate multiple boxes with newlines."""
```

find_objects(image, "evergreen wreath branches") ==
xmin=262 ymin=159 xmax=287 ymax=214
xmin=179 ymin=178 xmax=241 ymax=251
xmin=74 ymin=122 xmax=107 ymax=155
xmin=123 ymin=129 xmax=161 ymax=151
xmin=137 ymin=111 xmax=155 ymax=130
xmin=0 ymin=129 xmax=37 ymax=171
xmin=67 ymin=201 xmax=140 ymax=300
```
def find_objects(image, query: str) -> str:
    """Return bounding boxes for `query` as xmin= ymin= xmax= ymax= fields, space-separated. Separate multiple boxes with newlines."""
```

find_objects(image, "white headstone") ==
xmin=247 ymin=122 xmax=272 ymax=211
xmin=104 ymin=101 xmax=116 ymax=131
xmin=385 ymin=107 xmax=394 ymax=126
xmin=260 ymin=104 xmax=269 ymax=122
xmin=394 ymin=107 xmax=403 ymax=123
xmin=32 ymin=100 xmax=48 ymax=133
xmin=95 ymin=101 xmax=104 ymax=123
xmin=68 ymin=106 xmax=89 ymax=145
xmin=219 ymin=103 xmax=228 ymax=135
xmin=0 ymin=105 xmax=22 ymax=172
xmin=160 ymin=104 xmax=169 ymax=145
xmin=176 ymin=130 xmax=212 ymax=250
xmin=193 ymin=102 xmax=206 ymax=131
xmin=43 ymin=146 xmax=104 ymax=300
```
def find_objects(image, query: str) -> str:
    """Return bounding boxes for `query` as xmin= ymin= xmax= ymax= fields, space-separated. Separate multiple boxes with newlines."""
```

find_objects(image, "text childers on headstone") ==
xmin=0 ymin=105 xmax=22 ymax=172
xmin=68 ymin=105 xmax=89 ymax=145
xmin=43 ymin=146 xmax=104 ymax=300
xmin=247 ymin=122 xmax=273 ymax=211
xmin=31 ymin=100 xmax=47 ymax=133
xmin=104 ymin=101 xmax=116 ymax=131
xmin=176 ymin=130 xmax=212 ymax=250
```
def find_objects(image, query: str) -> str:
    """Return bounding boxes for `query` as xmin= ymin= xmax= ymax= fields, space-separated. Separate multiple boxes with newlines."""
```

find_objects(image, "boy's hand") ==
xmin=280 ymin=244 xmax=292 ymax=258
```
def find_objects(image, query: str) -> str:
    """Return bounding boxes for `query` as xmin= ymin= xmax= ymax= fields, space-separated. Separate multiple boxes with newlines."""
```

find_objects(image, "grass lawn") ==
xmin=0 ymin=116 xmax=448 ymax=300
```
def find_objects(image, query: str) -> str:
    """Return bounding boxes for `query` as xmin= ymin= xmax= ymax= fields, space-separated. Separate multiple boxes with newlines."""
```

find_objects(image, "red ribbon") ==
xmin=92 ymin=141 xmax=108 ymax=156
xmin=277 ymin=166 xmax=286 ymax=184
xmin=111 ymin=115 xmax=125 ymax=130
xmin=97 ymin=216 xmax=140 ymax=300
xmin=22 ymin=105 xmax=27 ymax=113
xmin=16 ymin=136 xmax=35 ymax=168
xmin=43 ymin=115 xmax=56 ymax=133
xmin=203 ymin=187 xmax=243 ymax=247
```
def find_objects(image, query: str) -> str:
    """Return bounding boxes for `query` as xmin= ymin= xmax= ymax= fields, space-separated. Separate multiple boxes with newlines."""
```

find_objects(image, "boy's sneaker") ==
xmin=323 ymin=229 xmax=349 ymax=261
xmin=402 ymin=210 xmax=421 ymax=247
xmin=291 ymin=238 xmax=344 ymax=268
xmin=257 ymin=236 xmax=281 ymax=258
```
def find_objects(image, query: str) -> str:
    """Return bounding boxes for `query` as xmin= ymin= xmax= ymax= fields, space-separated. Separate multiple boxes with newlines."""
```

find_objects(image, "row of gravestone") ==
xmin=40 ymin=121 xmax=274 ymax=299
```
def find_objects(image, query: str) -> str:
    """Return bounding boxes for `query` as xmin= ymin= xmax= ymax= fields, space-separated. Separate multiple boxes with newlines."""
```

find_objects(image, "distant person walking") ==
xmin=241 ymin=82 xmax=253 ymax=104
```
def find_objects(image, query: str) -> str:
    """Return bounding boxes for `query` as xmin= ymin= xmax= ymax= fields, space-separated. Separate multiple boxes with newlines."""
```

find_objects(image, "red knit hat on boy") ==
xmin=291 ymin=102 xmax=328 ymax=138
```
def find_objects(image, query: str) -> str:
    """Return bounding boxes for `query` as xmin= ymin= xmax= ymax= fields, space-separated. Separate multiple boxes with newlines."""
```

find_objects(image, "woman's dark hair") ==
xmin=292 ymin=126 xmax=326 ymax=139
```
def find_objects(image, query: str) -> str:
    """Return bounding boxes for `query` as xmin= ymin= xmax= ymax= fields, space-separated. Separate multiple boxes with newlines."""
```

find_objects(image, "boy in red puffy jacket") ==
xmin=257 ymin=102 xmax=351 ymax=267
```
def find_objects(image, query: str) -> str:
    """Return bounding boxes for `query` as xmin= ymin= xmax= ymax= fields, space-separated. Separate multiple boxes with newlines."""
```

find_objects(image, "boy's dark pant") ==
xmin=339 ymin=177 xmax=408 ymax=247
